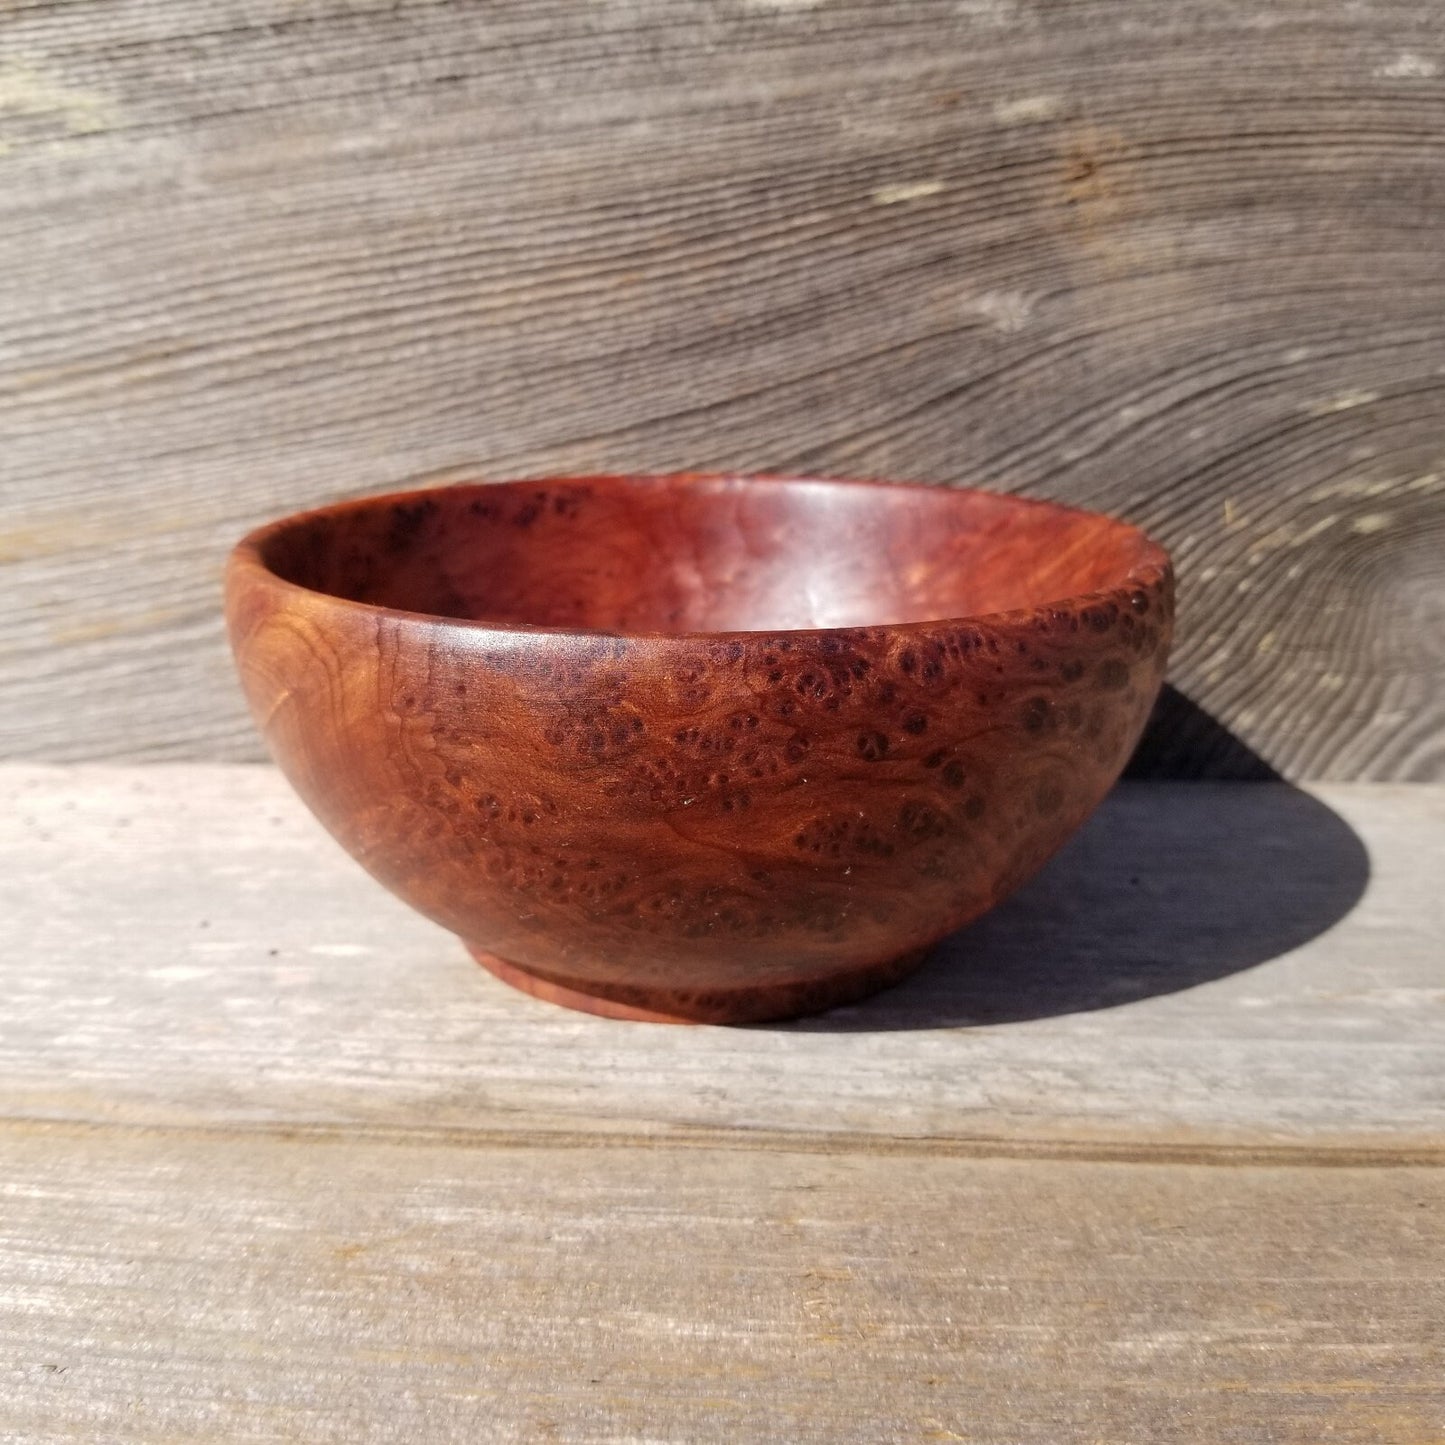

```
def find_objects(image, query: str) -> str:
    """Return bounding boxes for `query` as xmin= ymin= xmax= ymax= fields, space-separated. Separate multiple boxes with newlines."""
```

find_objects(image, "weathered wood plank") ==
xmin=1 ymin=766 xmax=1441 ymax=1436
xmin=2 ymin=765 xmax=1440 ymax=1150
xmin=0 ymin=1127 xmax=1440 ymax=1444
xmin=1 ymin=2 xmax=1443 ymax=775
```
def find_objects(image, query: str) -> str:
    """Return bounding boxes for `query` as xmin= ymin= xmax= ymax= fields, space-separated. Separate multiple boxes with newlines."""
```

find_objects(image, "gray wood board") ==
xmin=1 ymin=765 xmax=1442 ymax=1440
xmin=1 ymin=1127 xmax=1440 ymax=1444
xmin=1 ymin=2 xmax=1443 ymax=776
xmin=1 ymin=765 xmax=1441 ymax=1152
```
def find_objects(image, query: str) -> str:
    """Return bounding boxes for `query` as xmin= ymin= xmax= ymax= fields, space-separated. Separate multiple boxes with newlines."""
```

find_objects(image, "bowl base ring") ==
xmin=465 ymin=942 xmax=935 ymax=1025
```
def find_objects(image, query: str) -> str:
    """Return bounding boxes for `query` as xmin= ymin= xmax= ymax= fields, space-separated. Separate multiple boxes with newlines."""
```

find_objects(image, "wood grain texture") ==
xmin=227 ymin=475 xmax=1172 ymax=1021
xmin=1 ymin=765 xmax=1440 ymax=1149
xmin=1 ymin=1127 xmax=1441 ymax=1445
xmin=1 ymin=765 xmax=1441 ymax=1438
xmin=1 ymin=1 xmax=1443 ymax=776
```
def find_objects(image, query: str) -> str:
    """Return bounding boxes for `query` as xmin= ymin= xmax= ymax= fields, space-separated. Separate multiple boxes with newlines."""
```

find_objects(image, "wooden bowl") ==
xmin=226 ymin=474 xmax=1173 ymax=1024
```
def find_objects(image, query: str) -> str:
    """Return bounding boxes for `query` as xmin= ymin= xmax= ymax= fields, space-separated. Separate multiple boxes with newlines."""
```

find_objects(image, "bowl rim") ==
xmin=227 ymin=472 xmax=1173 ymax=642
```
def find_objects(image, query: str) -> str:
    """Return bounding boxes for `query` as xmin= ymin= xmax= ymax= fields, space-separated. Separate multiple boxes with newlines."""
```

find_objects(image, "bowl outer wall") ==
xmin=224 ymin=479 xmax=1173 ymax=1002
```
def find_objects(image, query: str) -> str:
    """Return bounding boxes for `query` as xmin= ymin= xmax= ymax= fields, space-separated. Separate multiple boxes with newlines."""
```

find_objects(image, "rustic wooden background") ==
xmin=1 ymin=0 xmax=1441 ymax=777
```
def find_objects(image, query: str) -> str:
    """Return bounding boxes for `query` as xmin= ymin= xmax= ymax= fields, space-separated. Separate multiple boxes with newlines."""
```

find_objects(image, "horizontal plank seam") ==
xmin=2 ymin=1115 xmax=1441 ymax=1168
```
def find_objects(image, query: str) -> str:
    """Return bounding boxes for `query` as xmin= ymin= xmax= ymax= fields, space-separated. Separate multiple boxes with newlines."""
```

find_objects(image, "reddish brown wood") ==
xmin=225 ymin=475 xmax=1173 ymax=1023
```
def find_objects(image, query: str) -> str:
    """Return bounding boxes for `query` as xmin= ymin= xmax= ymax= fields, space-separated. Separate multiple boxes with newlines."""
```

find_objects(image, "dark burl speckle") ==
xmin=1097 ymin=658 xmax=1131 ymax=690
xmin=897 ymin=799 xmax=951 ymax=842
xmin=1021 ymin=696 xmax=1053 ymax=733
xmin=386 ymin=497 xmax=440 ymax=553
xmin=794 ymin=813 xmax=896 ymax=862
xmin=856 ymin=730 xmax=890 ymax=761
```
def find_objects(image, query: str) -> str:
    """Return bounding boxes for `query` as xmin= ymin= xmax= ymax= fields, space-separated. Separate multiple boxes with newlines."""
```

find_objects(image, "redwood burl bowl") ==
xmin=226 ymin=474 xmax=1173 ymax=1024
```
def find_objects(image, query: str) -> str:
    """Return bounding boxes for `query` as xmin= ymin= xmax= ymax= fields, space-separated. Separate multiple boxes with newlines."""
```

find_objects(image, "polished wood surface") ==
xmin=227 ymin=475 xmax=1171 ymax=1021
xmin=2 ymin=2 xmax=1442 ymax=779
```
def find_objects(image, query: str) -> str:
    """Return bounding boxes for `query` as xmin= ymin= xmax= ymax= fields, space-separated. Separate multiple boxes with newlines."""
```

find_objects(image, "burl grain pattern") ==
xmin=226 ymin=475 xmax=1172 ymax=1022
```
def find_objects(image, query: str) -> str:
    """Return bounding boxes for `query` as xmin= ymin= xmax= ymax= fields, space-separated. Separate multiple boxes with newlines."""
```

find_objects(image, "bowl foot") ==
xmin=465 ymin=943 xmax=934 ymax=1025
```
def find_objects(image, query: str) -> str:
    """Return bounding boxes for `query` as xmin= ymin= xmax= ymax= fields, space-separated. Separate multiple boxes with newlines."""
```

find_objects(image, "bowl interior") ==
xmin=255 ymin=475 xmax=1162 ymax=634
